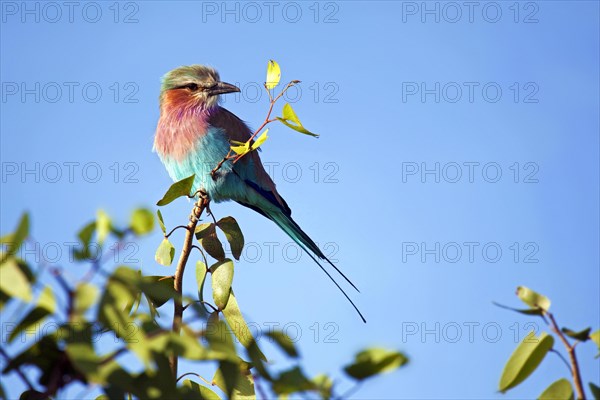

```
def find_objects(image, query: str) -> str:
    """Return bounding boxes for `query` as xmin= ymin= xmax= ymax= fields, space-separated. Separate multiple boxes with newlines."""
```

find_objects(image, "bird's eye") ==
xmin=186 ymin=83 xmax=198 ymax=91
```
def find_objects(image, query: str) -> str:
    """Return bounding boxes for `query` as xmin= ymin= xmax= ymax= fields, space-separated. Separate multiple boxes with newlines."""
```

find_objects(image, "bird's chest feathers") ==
xmin=155 ymin=109 xmax=231 ymax=195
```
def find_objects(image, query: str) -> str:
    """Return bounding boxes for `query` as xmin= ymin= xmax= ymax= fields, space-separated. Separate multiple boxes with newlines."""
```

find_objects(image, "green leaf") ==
xmin=157 ymin=174 xmax=196 ymax=206
xmin=74 ymin=282 xmax=99 ymax=317
xmin=266 ymin=330 xmax=299 ymax=358
xmin=265 ymin=60 xmax=281 ymax=90
xmin=222 ymin=290 xmax=267 ymax=361
xmin=205 ymin=318 xmax=237 ymax=360
xmin=516 ymin=286 xmax=551 ymax=312
xmin=213 ymin=361 xmax=254 ymax=400
xmin=78 ymin=221 xmax=96 ymax=246
xmin=196 ymin=223 xmax=226 ymax=261
xmin=561 ymin=327 xmax=591 ymax=342
xmin=312 ymin=374 xmax=333 ymax=399
xmin=499 ymin=331 xmax=554 ymax=393
xmin=141 ymin=276 xmax=176 ymax=308
xmin=155 ymin=238 xmax=175 ymax=266
xmin=211 ymin=259 xmax=234 ymax=310
xmin=272 ymin=366 xmax=314 ymax=395
xmin=8 ymin=286 xmax=55 ymax=342
xmin=343 ymin=348 xmax=408 ymax=381
xmin=96 ymin=209 xmax=111 ymax=244
xmin=196 ymin=261 xmax=208 ymax=304
xmin=157 ymin=210 xmax=166 ymax=234
xmin=0 ymin=213 xmax=29 ymax=263
xmin=217 ymin=217 xmax=244 ymax=261
xmin=0 ymin=259 xmax=32 ymax=302
xmin=538 ymin=378 xmax=574 ymax=400
xmin=590 ymin=330 xmax=600 ymax=358
xmin=276 ymin=103 xmax=319 ymax=137
xmin=590 ymin=382 xmax=600 ymax=400
xmin=181 ymin=379 xmax=221 ymax=400
xmin=131 ymin=208 xmax=154 ymax=235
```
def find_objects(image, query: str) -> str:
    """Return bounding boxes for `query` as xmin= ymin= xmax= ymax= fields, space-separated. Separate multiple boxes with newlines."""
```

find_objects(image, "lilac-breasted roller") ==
xmin=154 ymin=65 xmax=364 ymax=322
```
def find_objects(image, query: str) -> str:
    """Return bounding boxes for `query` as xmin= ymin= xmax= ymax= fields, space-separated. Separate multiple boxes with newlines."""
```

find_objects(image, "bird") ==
xmin=154 ymin=65 xmax=365 ymax=322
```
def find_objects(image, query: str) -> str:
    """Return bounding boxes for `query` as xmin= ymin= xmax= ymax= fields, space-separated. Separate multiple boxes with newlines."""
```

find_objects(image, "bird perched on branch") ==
xmin=154 ymin=65 xmax=364 ymax=322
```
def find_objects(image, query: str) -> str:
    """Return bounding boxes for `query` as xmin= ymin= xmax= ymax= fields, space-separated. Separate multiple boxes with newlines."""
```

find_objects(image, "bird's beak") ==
xmin=208 ymin=81 xmax=241 ymax=96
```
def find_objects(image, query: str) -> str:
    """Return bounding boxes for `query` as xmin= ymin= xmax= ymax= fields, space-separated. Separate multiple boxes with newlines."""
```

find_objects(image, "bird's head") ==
xmin=160 ymin=65 xmax=240 ymax=110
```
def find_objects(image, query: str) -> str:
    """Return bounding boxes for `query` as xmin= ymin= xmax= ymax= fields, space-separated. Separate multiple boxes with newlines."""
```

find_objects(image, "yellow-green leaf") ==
xmin=222 ymin=289 xmax=266 ymax=361
xmin=196 ymin=223 xmax=225 ymax=261
xmin=276 ymin=103 xmax=319 ymax=137
xmin=499 ymin=331 xmax=554 ymax=393
xmin=130 ymin=208 xmax=154 ymax=235
xmin=211 ymin=259 xmax=234 ymax=309
xmin=343 ymin=348 xmax=408 ymax=381
xmin=591 ymin=330 xmax=600 ymax=358
xmin=74 ymin=282 xmax=99 ymax=315
xmin=181 ymin=379 xmax=221 ymax=400
xmin=155 ymin=239 xmax=175 ymax=266
xmin=157 ymin=174 xmax=196 ymax=206
xmin=96 ymin=210 xmax=111 ymax=244
xmin=539 ymin=378 xmax=574 ymax=400
xmin=0 ymin=259 xmax=32 ymax=302
xmin=265 ymin=60 xmax=281 ymax=90
xmin=0 ymin=213 xmax=29 ymax=263
xmin=8 ymin=286 xmax=55 ymax=342
xmin=217 ymin=217 xmax=244 ymax=260
xmin=266 ymin=330 xmax=298 ymax=358
xmin=157 ymin=210 xmax=166 ymax=234
xmin=516 ymin=286 xmax=551 ymax=312
xmin=561 ymin=327 xmax=591 ymax=342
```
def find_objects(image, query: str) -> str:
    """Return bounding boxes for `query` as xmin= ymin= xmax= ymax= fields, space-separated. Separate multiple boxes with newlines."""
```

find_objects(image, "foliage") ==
xmin=496 ymin=287 xmax=599 ymax=399
xmin=0 ymin=61 xmax=407 ymax=399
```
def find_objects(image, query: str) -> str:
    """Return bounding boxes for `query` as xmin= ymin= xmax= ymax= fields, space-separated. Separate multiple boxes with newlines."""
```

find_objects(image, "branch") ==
xmin=546 ymin=312 xmax=585 ymax=399
xmin=0 ymin=347 xmax=35 ymax=391
xmin=169 ymin=195 xmax=210 ymax=378
xmin=210 ymin=80 xmax=299 ymax=179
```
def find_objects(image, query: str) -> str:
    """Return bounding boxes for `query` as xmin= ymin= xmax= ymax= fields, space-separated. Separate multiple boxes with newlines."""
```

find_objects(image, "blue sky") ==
xmin=1 ymin=1 xmax=599 ymax=399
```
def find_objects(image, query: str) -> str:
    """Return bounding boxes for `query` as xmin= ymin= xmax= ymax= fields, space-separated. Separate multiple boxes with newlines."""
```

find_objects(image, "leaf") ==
xmin=272 ymin=366 xmax=314 ymax=395
xmin=157 ymin=210 xmax=166 ymax=234
xmin=156 ymin=174 xmax=196 ymax=206
xmin=516 ymin=286 xmax=551 ymax=312
xmin=196 ymin=261 xmax=208 ymax=304
xmin=590 ymin=382 xmax=600 ymax=400
xmin=266 ymin=330 xmax=299 ymax=358
xmin=74 ymin=283 xmax=99 ymax=316
xmin=276 ymin=103 xmax=319 ymax=137
xmin=343 ymin=348 xmax=408 ymax=381
xmin=155 ymin=239 xmax=175 ymax=266
xmin=196 ymin=223 xmax=225 ymax=261
xmin=265 ymin=60 xmax=281 ymax=90
xmin=590 ymin=330 xmax=600 ymax=358
xmin=230 ymin=141 xmax=251 ymax=156
xmin=131 ymin=208 xmax=155 ymax=235
xmin=561 ymin=327 xmax=591 ymax=342
xmin=8 ymin=286 xmax=55 ymax=342
xmin=217 ymin=217 xmax=244 ymax=260
xmin=539 ymin=378 xmax=574 ymax=400
xmin=222 ymin=290 xmax=267 ymax=361
xmin=499 ymin=331 xmax=554 ymax=393
xmin=141 ymin=276 xmax=176 ymax=308
xmin=181 ymin=379 xmax=221 ymax=400
xmin=96 ymin=209 xmax=111 ymax=244
xmin=211 ymin=259 xmax=234 ymax=309
xmin=205 ymin=319 xmax=237 ymax=360
xmin=312 ymin=374 xmax=333 ymax=399
xmin=78 ymin=221 xmax=96 ymax=246
xmin=0 ymin=258 xmax=32 ymax=302
xmin=213 ymin=361 xmax=254 ymax=400
xmin=0 ymin=213 xmax=29 ymax=263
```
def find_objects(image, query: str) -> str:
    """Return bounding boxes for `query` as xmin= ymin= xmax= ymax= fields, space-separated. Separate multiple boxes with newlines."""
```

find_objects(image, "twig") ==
xmin=546 ymin=312 xmax=585 ymax=399
xmin=165 ymin=225 xmax=189 ymax=239
xmin=0 ymin=347 xmax=35 ymax=391
xmin=169 ymin=195 xmax=210 ymax=378
xmin=210 ymin=80 xmax=299 ymax=178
